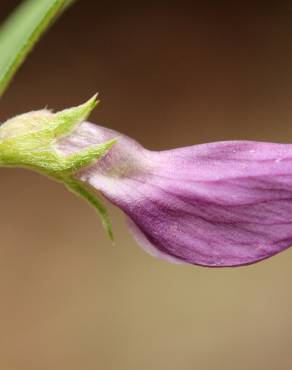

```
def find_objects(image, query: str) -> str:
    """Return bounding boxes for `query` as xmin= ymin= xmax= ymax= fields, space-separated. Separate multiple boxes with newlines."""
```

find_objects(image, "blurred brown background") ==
xmin=0 ymin=1 xmax=291 ymax=369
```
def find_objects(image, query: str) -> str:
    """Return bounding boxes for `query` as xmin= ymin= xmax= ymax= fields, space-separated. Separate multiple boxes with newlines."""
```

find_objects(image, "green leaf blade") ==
xmin=0 ymin=0 xmax=73 ymax=97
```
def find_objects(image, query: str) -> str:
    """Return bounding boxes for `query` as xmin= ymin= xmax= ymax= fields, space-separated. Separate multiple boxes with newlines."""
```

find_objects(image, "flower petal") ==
xmin=57 ymin=123 xmax=292 ymax=267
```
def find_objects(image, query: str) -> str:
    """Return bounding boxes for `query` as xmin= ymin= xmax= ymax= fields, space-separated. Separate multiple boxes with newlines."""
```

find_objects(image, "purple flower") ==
xmin=57 ymin=122 xmax=292 ymax=267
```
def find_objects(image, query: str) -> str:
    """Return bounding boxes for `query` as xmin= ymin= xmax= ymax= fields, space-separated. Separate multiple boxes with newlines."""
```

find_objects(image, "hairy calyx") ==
xmin=0 ymin=96 xmax=116 ymax=239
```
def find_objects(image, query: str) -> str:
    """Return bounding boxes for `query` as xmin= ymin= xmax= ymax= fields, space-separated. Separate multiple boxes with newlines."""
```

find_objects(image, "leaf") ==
xmin=0 ymin=0 xmax=74 ymax=97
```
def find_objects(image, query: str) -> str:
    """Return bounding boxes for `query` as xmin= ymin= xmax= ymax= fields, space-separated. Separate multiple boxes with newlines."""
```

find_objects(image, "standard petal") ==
xmin=57 ymin=122 xmax=292 ymax=267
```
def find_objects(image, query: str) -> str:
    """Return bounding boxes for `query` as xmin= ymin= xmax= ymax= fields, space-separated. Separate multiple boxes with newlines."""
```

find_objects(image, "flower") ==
xmin=0 ymin=97 xmax=291 ymax=267
xmin=56 ymin=120 xmax=292 ymax=267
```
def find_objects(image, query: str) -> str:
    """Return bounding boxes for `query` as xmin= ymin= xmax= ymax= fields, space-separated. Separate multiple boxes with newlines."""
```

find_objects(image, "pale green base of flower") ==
xmin=0 ymin=96 xmax=116 ymax=240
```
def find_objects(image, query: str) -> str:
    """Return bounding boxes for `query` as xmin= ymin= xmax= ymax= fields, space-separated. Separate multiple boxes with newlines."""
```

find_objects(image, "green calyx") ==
xmin=0 ymin=95 xmax=116 ymax=240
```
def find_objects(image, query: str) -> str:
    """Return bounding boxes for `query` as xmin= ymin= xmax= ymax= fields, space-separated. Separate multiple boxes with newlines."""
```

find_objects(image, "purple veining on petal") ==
xmin=56 ymin=122 xmax=292 ymax=267
xmin=126 ymin=217 xmax=184 ymax=264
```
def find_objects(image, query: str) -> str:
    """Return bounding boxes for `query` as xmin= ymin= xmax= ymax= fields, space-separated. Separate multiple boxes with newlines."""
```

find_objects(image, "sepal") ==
xmin=0 ymin=96 xmax=116 ymax=239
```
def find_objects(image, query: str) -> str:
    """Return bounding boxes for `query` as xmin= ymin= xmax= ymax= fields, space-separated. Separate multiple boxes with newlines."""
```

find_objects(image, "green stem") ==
xmin=0 ymin=0 xmax=74 ymax=97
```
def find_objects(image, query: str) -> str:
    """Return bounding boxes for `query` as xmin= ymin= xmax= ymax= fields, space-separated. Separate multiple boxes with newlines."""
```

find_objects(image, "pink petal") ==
xmin=57 ymin=122 xmax=292 ymax=267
